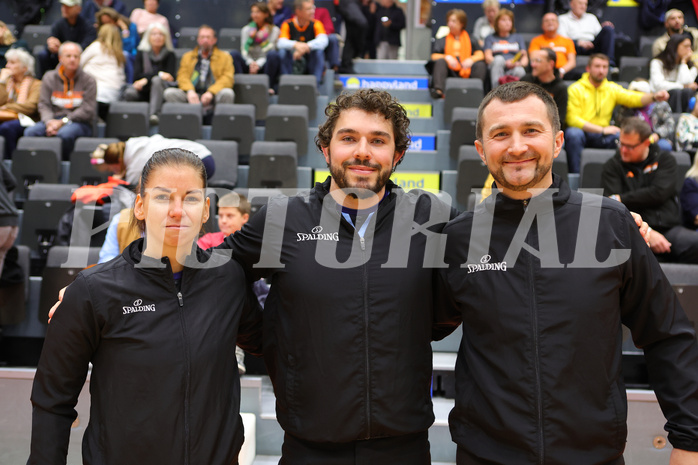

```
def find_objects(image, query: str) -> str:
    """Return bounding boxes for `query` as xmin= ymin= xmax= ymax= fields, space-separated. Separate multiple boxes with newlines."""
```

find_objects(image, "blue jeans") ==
xmin=24 ymin=120 xmax=93 ymax=160
xmin=279 ymin=48 xmax=325 ymax=86
xmin=564 ymin=127 xmax=618 ymax=173
xmin=0 ymin=119 xmax=25 ymax=159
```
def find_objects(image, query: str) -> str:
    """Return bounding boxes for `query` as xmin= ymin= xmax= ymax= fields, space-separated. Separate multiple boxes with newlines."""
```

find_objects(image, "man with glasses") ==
xmin=602 ymin=117 xmax=698 ymax=263
xmin=565 ymin=53 xmax=669 ymax=173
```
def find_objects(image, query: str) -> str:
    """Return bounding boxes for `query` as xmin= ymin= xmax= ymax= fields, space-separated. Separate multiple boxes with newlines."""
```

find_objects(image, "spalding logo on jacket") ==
xmin=122 ymin=299 xmax=157 ymax=314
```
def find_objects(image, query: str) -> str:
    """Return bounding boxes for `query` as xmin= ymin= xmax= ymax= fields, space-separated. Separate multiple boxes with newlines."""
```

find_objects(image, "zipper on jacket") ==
xmin=361 ymin=242 xmax=371 ymax=438
xmin=177 ymin=291 xmax=184 ymax=307
xmin=170 ymin=266 xmax=191 ymax=465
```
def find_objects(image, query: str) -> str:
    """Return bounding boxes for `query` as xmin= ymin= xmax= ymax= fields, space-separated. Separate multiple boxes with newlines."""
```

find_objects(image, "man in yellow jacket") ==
xmin=163 ymin=24 xmax=234 ymax=115
xmin=565 ymin=53 xmax=668 ymax=174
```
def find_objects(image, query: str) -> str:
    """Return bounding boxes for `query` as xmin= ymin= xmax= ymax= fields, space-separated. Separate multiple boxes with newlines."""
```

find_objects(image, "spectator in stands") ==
xmin=471 ymin=0 xmax=498 ymax=48
xmin=337 ymin=0 xmax=368 ymax=73
xmin=616 ymin=79 xmax=675 ymax=153
xmin=231 ymin=2 xmax=282 ymax=94
xmin=652 ymin=8 xmax=698 ymax=59
xmin=374 ymin=0 xmax=405 ymax=60
xmin=528 ymin=13 xmax=576 ymax=80
xmin=521 ymin=48 xmax=568 ymax=126
xmin=681 ymin=155 xmax=698 ymax=230
xmin=129 ymin=0 xmax=170 ymax=36
xmin=314 ymin=3 xmax=341 ymax=71
xmin=676 ymin=92 xmax=698 ymax=154
xmin=425 ymin=8 xmax=486 ymax=99
xmin=483 ymin=9 xmax=527 ymax=89
xmin=602 ymin=117 xmax=698 ymax=263
xmin=650 ymin=33 xmax=698 ymax=113
xmin=360 ymin=0 xmax=378 ymax=59
xmin=96 ymin=7 xmax=138 ymax=59
xmin=80 ymin=24 xmax=126 ymax=121
xmin=122 ymin=22 xmax=176 ymax=125
xmin=164 ymin=25 xmax=234 ymax=117
xmin=565 ymin=53 xmax=668 ymax=173
xmin=0 ymin=21 xmax=29 ymax=69
xmin=25 ymin=42 xmax=96 ymax=160
xmin=0 ymin=48 xmax=40 ymax=159
xmin=0 ymin=149 xmax=18 ymax=274
xmin=557 ymin=0 xmax=616 ymax=65
xmin=80 ymin=0 xmax=128 ymax=26
xmin=277 ymin=0 xmax=328 ymax=86
xmin=29 ymin=148 xmax=263 ymax=465
xmin=268 ymin=0 xmax=293 ymax=28
xmin=37 ymin=0 xmax=97 ymax=78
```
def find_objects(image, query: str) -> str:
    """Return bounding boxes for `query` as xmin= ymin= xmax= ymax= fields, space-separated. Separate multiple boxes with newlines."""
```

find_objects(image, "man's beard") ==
xmin=327 ymin=150 xmax=393 ymax=200
xmin=486 ymin=146 xmax=554 ymax=192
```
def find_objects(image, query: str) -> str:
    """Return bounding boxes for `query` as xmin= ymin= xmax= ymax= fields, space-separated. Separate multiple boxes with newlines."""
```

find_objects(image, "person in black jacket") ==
xmin=374 ymin=0 xmax=405 ymax=60
xmin=602 ymin=116 xmax=698 ymax=263
xmin=121 ymin=22 xmax=177 ymax=125
xmin=29 ymin=148 xmax=263 ymax=465
xmin=436 ymin=81 xmax=698 ymax=464
xmin=521 ymin=48 xmax=568 ymax=127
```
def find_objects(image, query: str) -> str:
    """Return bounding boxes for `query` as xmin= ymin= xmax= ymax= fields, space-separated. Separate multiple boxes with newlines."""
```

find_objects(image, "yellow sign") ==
xmin=400 ymin=103 xmax=433 ymax=118
xmin=606 ymin=0 xmax=638 ymax=6
xmin=314 ymin=170 xmax=440 ymax=191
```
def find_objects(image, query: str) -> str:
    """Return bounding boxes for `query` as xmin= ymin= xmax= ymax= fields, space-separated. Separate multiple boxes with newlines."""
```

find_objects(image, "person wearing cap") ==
xmin=652 ymin=9 xmax=698 ymax=60
xmin=37 ymin=0 xmax=97 ymax=79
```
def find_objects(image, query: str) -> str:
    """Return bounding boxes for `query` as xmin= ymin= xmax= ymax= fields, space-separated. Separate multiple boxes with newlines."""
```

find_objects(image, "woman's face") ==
xmin=250 ymin=6 xmax=267 ymax=25
xmin=144 ymin=0 xmax=159 ymax=14
xmin=447 ymin=15 xmax=463 ymax=35
xmin=678 ymin=38 xmax=693 ymax=61
xmin=149 ymin=28 xmax=166 ymax=48
xmin=497 ymin=15 xmax=512 ymax=34
xmin=99 ymin=14 xmax=114 ymax=26
xmin=134 ymin=164 xmax=209 ymax=257
xmin=6 ymin=57 xmax=27 ymax=79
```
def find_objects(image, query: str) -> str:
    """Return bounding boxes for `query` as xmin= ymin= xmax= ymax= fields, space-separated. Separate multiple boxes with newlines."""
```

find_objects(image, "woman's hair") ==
xmin=137 ymin=22 xmax=174 ymax=52
xmin=446 ymin=9 xmax=467 ymax=30
xmin=657 ymin=32 xmax=694 ymax=72
xmin=97 ymin=24 xmax=126 ymax=66
xmin=250 ymin=2 xmax=273 ymax=27
xmin=493 ymin=9 xmax=515 ymax=36
xmin=131 ymin=148 xmax=208 ymax=233
xmin=4 ymin=48 xmax=35 ymax=77
xmin=0 ymin=21 xmax=16 ymax=46
xmin=96 ymin=6 xmax=129 ymax=28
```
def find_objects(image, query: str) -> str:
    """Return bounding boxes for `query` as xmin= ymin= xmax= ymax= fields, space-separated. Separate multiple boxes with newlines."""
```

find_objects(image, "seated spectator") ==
xmin=80 ymin=0 xmax=128 ymax=26
xmin=163 ymin=25 xmax=234 ymax=118
xmin=652 ymin=9 xmax=698 ymax=59
xmin=521 ymin=48 xmax=568 ymax=126
xmin=471 ymin=0 xmax=498 ymax=48
xmin=602 ymin=117 xmax=698 ymax=263
xmin=95 ymin=6 xmax=138 ymax=62
xmin=565 ymin=53 xmax=668 ymax=173
xmin=277 ymin=0 xmax=328 ymax=86
xmin=0 ymin=48 xmax=40 ymax=159
xmin=269 ymin=0 xmax=293 ymax=28
xmin=616 ymin=79 xmax=675 ymax=153
xmin=557 ymin=0 xmax=615 ymax=65
xmin=483 ymin=9 xmax=527 ymax=89
xmin=231 ymin=2 xmax=281 ymax=94
xmin=650 ymin=33 xmax=698 ymax=113
xmin=129 ymin=0 xmax=170 ymax=37
xmin=425 ymin=8 xmax=486 ymax=99
xmin=360 ymin=0 xmax=378 ymax=59
xmin=0 ymin=21 xmax=29 ymax=69
xmin=374 ymin=0 xmax=405 ymax=60
xmin=122 ymin=23 xmax=176 ymax=124
xmin=528 ymin=13 xmax=576 ymax=80
xmin=676 ymin=93 xmax=698 ymax=154
xmin=314 ymin=4 xmax=341 ymax=71
xmin=681 ymin=156 xmax=698 ymax=230
xmin=37 ymin=0 xmax=97 ymax=78
xmin=80 ymin=24 xmax=126 ymax=121
xmin=25 ymin=42 xmax=95 ymax=160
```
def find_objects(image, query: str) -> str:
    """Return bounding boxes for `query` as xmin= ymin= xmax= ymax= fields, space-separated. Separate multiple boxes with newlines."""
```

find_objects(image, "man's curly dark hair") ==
xmin=315 ymin=89 xmax=411 ymax=166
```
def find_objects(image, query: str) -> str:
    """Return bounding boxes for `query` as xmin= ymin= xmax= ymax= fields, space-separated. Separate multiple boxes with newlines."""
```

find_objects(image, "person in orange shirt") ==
xmin=277 ymin=0 xmax=328 ymax=85
xmin=528 ymin=13 xmax=576 ymax=79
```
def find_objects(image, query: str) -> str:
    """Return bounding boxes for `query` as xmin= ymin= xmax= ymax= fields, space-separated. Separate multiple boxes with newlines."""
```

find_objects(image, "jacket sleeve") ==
xmin=220 ymin=203 xmax=272 ymax=282
xmin=176 ymin=51 xmax=196 ymax=92
xmin=617 ymin=208 xmax=698 ymax=451
xmin=132 ymin=51 xmax=148 ymax=81
xmin=650 ymin=59 xmax=684 ymax=92
xmin=28 ymin=274 xmax=99 ymax=464
xmin=432 ymin=220 xmax=465 ymax=341
xmin=235 ymin=282 xmax=264 ymax=357
xmin=566 ymin=83 xmax=588 ymax=129
xmin=601 ymin=157 xmax=626 ymax=197
xmin=619 ymin=152 xmax=677 ymax=209
xmin=37 ymin=74 xmax=56 ymax=122
xmin=207 ymin=49 xmax=234 ymax=95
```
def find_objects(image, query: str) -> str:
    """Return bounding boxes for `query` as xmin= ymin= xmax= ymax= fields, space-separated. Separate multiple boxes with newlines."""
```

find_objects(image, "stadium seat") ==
xmin=22 ymin=25 xmax=51 ymax=49
xmin=443 ymin=78 xmax=484 ymax=125
xmin=19 ymin=184 xmax=76 ymax=258
xmin=69 ymin=137 xmax=118 ymax=186
xmin=449 ymin=108 xmax=478 ymax=159
xmin=210 ymin=104 xmax=255 ymax=161
xmin=105 ymin=101 xmax=149 ymax=140
xmin=233 ymin=74 xmax=270 ymax=120
xmin=11 ymin=148 xmax=61 ymax=201
xmin=277 ymin=74 xmax=318 ymax=121
xmin=660 ymin=263 xmax=698 ymax=335
xmin=159 ymin=102 xmax=203 ymax=140
xmin=673 ymin=151 xmax=691 ymax=193
xmin=553 ymin=150 xmax=569 ymax=184
xmin=218 ymin=28 xmax=242 ymax=51
xmin=619 ymin=56 xmax=650 ymax=82
xmin=456 ymin=145 xmax=490 ymax=209
xmin=177 ymin=26 xmax=200 ymax=49
xmin=196 ymin=139 xmax=239 ymax=189
xmin=579 ymin=148 xmax=615 ymax=190
xmin=264 ymin=104 xmax=309 ymax=157
xmin=639 ymin=36 xmax=659 ymax=58
xmin=0 ymin=245 xmax=29 ymax=325
xmin=248 ymin=141 xmax=298 ymax=188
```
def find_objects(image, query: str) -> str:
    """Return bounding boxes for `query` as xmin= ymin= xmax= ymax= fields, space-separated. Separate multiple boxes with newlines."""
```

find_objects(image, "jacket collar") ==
xmin=122 ymin=237 xmax=216 ymax=271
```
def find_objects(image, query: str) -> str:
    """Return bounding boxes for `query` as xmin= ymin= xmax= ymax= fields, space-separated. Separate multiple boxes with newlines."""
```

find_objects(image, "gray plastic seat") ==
xmin=196 ymin=139 xmax=239 ymax=189
xmin=69 ymin=137 xmax=118 ymax=185
xmin=248 ymin=141 xmax=298 ymax=188
xmin=233 ymin=74 xmax=270 ymax=120
xmin=105 ymin=101 xmax=149 ymax=140
xmin=278 ymin=75 xmax=318 ymax=121
xmin=579 ymin=148 xmax=615 ymax=190
xmin=456 ymin=145 xmax=490 ymax=209
xmin=264 ymin=104 xmax=309 ymax=157
xmin=210 ymin=104 xmax=255 ymax=161
xmin=22 ymin=24 xmax=52 ymax=49
xmin=443 ymin=78 xmax=484 ymax=126
xmin=218 ymin=28 xmax=241 ymax=50
xmin=449 ymin=108 xmax=478 ymax=159
xmin=159 ymin=102 xmax=203 ymax=140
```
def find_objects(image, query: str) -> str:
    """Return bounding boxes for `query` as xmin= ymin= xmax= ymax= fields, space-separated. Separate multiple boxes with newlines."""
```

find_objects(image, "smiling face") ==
xmin=321 ymin=108 xmax=403 ymax=205
xmin=475 ymin=95 xmax=562 ymax=199
xmin=134 ymin=165 xmax=210 ymax=262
